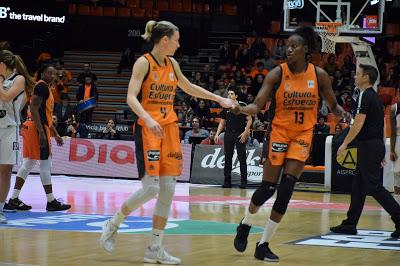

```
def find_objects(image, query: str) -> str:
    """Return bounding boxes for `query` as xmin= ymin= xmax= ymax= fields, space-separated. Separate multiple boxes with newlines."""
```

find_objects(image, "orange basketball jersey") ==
xmin=137 ymin=53 xmax=178 ymax=126
xmin=30 ymin=80 xmax=54 ymax=128
xmin=272 ymin=63 xmax=319 ymax=131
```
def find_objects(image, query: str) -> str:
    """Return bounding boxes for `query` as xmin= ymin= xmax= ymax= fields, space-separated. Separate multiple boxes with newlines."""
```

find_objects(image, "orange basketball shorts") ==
xmin=22 ymin=120 xmax=51 ymax=160
xmin=267 ymin=125 xmax=313 ymax=166
xmin=134 ymin=122 xmax=182 ymax=178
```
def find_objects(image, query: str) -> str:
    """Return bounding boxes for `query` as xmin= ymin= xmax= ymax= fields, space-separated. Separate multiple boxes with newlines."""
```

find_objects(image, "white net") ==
xmin=316 ymin=25 xmax=341 ymax=54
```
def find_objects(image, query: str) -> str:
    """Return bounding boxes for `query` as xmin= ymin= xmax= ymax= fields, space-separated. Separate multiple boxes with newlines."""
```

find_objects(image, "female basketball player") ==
xmin=232 ymin=26 xmax=347 ymax=262
xmin=8 ymin=63 xmax=71 ymax=212
xmin=0 ymin=50 xmax=35 ymax=223
xmin=100 ymin=20 xmax=233 ymax=264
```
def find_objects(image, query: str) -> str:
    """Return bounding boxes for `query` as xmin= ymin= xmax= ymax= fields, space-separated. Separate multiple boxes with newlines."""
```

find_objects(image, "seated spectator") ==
xmin=314 ymin=116 xmax=330 ymax=134
xmin=236 ymin=43 xmax=253 ymax=68
xmin=100 ymin=119 xmax=120 ymax=140
xmin=246 ymin=136 xmax=260 ymax=149
xmin=201 ymin=128 xmax=223 ymax=145
xmin=251 ymin=37 xmax=267 ymax=60
xmin=184 ymin=117 xmax=209 ymax=144
xmin=76 ymin=76 xmax=98 ymax=124
xmin=250 ymin=61 xmax=269 ymax=79
xmin=66 ymin=116 xmax=88 ymax=138
xmin=36 ymin=52 xmax=52 ymax=70
xmin=118 ymin=47 xmax=135 ymax=74
xmin=384 ymin=68 xmax=399 ymax=87
xmin=260 ymin=49 xmax=276 ymax=71
xmin=273 ymin=39 xmax=287 ymax=60
xmin=54 ymin=93 xmax=76 ymax=136
xmin=250 ymin=74 xmax=265 ymax=96
xmin=324 ymin=54 xmax=338 ymax=76
xmin=190 ymin=98 xmax=212 ymax=128
xmin=341 ymin=55 xmax=356 ymax=79
xmin=213 ymin=80 xmax=227 ymax=98
xmin=247 ymin=93 xmax=255 ymax=104
xmin=206 ymin=75 xmax=216 ymax=92
xmin=342 ymin=97 xmax=353 ymax=112
xmin=52 ymin=115 xmax=65 ymax=137
xmin=335 ymin=123 xmax=343 ymax=134
xmin=77 ymin=63 xmax=97 ymax=85
xmin=332 ymin=69 xmax=347 ymax=92
xmin=0 ymin=40 xmax=11 ymax=51
xmin=201 ymin=64 xmax=213 ymax=82
xmin=219 ymin=41 xmax=235 ymax=65
xmin=253 ymin=120 xmax=265 ymax=131
xmin=237 ymin=85 xmax=248 ymax=103
xmin=53 ymin=59 xmax=72 ymax=105
xmin=234 ymin=69 xmax=244 ymax=84
xmin=176 ymin=101 xmax=193 ymax=127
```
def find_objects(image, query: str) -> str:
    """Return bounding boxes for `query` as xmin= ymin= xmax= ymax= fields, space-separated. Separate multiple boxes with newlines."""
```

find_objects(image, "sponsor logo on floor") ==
xmin=0 ymin=212 xmax=263 ymax=235
xmin=290 ymin=230 xmax=400 ymax=251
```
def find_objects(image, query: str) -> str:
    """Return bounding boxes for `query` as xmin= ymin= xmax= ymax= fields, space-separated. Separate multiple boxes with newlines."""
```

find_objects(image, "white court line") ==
xmin=0 ymin=263 xmax=40 ymax=266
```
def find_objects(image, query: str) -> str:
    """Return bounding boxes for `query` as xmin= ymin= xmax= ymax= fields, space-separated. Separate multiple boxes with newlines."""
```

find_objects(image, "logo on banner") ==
xmin=199 ymin=147 xmax=263 ymax=182
xmin=336 ymin=148 xmax=357 ymax=170
xmin=287 ymin=0 xmax=304 ymax=9
xmin=291 ymin=230 xmax=400 ymax=251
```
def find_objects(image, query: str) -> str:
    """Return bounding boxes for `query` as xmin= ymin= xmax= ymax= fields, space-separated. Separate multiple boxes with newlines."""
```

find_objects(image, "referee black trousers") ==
xmin=224 ymin=133 xmax=247 ymax=182
xmin=345 ymin=139 xmax=400 ymax=225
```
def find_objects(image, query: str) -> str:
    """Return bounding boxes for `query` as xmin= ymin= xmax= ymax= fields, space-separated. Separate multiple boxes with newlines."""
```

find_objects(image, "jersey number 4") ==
xmin=160 ymin=107 xmax=167 ymax=119
xmin=294 ymin=111 xmax=304 ymax=124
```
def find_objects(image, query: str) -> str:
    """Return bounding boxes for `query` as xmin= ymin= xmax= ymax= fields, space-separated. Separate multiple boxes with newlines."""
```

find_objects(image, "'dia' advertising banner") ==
xmin=190 ymin=144 xmax=263 ymax=186
xmin=13 ymin=138 xmax=192 ymax=182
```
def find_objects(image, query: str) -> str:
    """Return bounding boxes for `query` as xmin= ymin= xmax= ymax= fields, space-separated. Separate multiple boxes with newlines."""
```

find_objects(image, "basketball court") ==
xmin=0 ymin=175 xmax=399 ymax=265
xmin=1 ymin=1 xmax=399 ymax=265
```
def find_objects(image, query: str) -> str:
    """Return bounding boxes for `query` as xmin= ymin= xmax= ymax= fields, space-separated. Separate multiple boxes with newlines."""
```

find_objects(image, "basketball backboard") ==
xmin=283 ymin=0 xmax=386 ymax=35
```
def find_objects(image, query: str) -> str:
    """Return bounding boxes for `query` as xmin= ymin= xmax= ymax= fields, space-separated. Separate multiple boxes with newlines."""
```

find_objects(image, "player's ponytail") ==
xmin=142 ymin=20 xmax=179 ymax=44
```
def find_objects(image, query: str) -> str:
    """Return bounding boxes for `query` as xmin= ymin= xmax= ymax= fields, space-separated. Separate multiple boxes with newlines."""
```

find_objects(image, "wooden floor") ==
xmin=0 ymin=176 xmax=399 ymax=266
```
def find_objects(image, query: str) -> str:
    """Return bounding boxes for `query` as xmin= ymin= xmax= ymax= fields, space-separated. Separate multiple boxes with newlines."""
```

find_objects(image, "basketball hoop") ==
xmin=315 ymin=22 xmax=343 ymax=54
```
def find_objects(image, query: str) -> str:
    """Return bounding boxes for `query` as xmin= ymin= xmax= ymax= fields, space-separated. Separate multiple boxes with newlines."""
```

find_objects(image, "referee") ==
xmin=215 ymin=88 xmax=252 ymax=189
xmin=330 ymin=64 xmax=400 ymax=238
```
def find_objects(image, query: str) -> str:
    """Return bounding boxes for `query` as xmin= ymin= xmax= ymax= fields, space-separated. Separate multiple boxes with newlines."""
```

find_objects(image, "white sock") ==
xmin=259 ymin=219 xmax=279 ymax=245
xmin=150 ymin=228 xmax=164 ymax=248
xmin=0 ymin=202 xmax=4 ymax=212
xmin=12 ymin=189 xmax=21 ymax=199
xmin=242 ymin=208 xmax=256 ymax=226
xmin=46 ymin=193 xmax=55 ymax=202
xmin=110 ymin=210 xmax=126 ymax=226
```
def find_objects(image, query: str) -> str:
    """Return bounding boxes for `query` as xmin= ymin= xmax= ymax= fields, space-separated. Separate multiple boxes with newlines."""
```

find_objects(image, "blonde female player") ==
xmin=100 ymin=20 xmax=233 ymax=264
xmin=0 ymin=50 xmax=35 ymax=223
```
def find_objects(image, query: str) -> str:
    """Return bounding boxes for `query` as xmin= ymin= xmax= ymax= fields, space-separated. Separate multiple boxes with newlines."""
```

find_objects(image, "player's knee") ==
xmin=40 ymin=171 xmax=52 ymax=186
xmin=154 ymin=176 xmax=177 ymax=218
xmin=272 ymin=173 xmax=297 ymax=215
xmin=142 ymin=175 xmax=160 ymax=199
xmin=251 ymin=181 xmax=277 ymax=206
xmin=17 ymin=160 xmax=36 ymax=180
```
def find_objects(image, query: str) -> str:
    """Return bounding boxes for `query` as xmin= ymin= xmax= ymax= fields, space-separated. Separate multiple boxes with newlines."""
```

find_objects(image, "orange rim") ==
xmin=315 ymin=22 xmax=343 ymax=33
